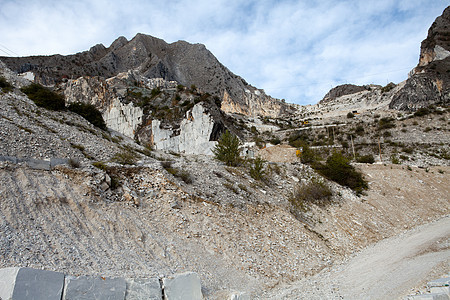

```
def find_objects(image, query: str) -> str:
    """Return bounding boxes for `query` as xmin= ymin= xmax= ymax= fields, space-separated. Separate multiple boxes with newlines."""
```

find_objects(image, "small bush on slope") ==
xmin=67 ymin=102 xmax=107 ymax=130
xmin=21 ymin=83 xmax=65 ymax=110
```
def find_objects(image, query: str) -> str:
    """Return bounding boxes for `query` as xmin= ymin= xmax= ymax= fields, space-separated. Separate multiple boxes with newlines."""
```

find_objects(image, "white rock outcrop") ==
xmin=151 ymin=104 xmax=217 ymax=155
xmin=104 ymin=97 xmax=143 ymax=137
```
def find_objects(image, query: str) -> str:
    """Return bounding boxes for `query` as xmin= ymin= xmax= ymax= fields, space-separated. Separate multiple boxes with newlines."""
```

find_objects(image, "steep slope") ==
xmin=0 ymin=34 xmax=294 ymax=118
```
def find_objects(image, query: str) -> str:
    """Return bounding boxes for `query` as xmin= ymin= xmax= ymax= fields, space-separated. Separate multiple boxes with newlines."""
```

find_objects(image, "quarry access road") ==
xmin=265 ymin=215 xmax=450 ymax=299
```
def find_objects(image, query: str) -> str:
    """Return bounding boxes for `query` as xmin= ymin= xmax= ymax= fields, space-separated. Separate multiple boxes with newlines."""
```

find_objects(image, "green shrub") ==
xmin=150 ymin=87 xmax=161 ymax=98
xmin=391 ymin=154 xmax=400 ymax=164
xmin=356 ymin=154 xmax=375 ymax=164
xmin=299 ymin=143 xmax=318 ymax=164
xmin=354 ymin=125 xmax=365 ymax=135
xmin=269 ymin=137 xmax=281 ymax=145
xmin=161 ymin=161 xmax=193 ymax=184
xmin=68 ymin=158 xmax=80 ymax=168
xmin=249 ymin=156 xmax=266 ymax=180
xmin=414 ymin=107 xmax=430 ymax=117
xmin=347 ymin=112 xmax=355 ymax=118
xmin=289 ymin=178 xmax=332 ymax=209
xmin=0 ymin=76 xmax=13 ymax=93
xmin=67 ymin=102 xmax=106 ymax=130
xmin=213 ymin=130 xmax=241 ymax=166
xmin=112 ymin=151 xmax=137 ymax=165
xmin=378 ymin=117 xmax=396 ymax=130
xmin=381 ymin=82 xmax=396 ymax=93
xmin=314 ymin=152 xmax=368 ymax=194
xmin=401 ymin=147 xmax=413 ymax=154
xmin=20 ymin=83 xmax=65 ymax=110
xmin=92 ymin=161 xmax=107 ymax=170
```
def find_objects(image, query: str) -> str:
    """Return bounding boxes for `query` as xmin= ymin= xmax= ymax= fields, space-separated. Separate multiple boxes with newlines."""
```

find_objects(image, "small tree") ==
xmin=249 ymin=156 xmax=265 ymax=180
xmin=212 ymin=130 xmax=241 ymax=166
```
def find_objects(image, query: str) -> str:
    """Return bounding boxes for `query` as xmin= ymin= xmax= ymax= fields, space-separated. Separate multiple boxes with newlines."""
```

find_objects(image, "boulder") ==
xmin=63 ymin=275 xmax=126 ymax=300
xmin=162 ymin=272 xmax=203 ymax=300
xmin=125 ymin=278 xmax=162 ymax=300
xmin=0 ymin=267 xmax=64 ymax=300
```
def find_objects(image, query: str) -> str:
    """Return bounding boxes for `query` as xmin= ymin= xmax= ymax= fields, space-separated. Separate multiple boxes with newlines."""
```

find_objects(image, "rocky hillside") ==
xmin=1 ymin=63 xmax=449 ymax=299
xmin=0 ymin=33 xmax=294 ymax=118
xmin=389 ymin=6 xmax=450 ymax=110
xmin=0 ymin=7 xmax=449 ymax=300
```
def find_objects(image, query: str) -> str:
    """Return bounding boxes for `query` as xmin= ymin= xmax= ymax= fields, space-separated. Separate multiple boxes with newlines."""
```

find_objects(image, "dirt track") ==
xmin=265 ymin=216 xmax=450 ymax=299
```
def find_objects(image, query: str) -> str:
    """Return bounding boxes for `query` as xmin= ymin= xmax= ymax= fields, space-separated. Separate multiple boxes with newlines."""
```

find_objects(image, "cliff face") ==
xmin=60 ymin=70 xmax=237 ymax=155
xmin=1 ymin=34 xmax=292 ymax=118
xmin=417 ymin=6 xmax=450 ymax=68
xmin=390 ymin=6 xmax=450 ymax=111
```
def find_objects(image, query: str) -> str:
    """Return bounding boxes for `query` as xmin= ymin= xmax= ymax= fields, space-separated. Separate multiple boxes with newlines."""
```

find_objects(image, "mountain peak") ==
xmin=110 ymin=36 xmax=128 ymax=50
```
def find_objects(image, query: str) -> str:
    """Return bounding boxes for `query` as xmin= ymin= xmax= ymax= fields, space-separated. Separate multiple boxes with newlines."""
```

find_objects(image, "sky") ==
xmin=0 ymin=1 xmax=448 ymax=105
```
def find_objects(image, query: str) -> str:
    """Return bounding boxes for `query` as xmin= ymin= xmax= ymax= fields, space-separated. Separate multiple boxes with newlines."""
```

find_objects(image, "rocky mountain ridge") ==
xmin=0 ymin=33 xmax=294 ymax=119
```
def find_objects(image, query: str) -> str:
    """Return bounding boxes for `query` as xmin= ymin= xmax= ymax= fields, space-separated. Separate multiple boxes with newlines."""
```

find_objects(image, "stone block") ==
xmin=431 ymin=286 xmax=450 ymax=295
xmin=50 ymin=158 xmax=69 ymax=167
xmin=63 ymin=275 xmax=126 ymax=300
xmin=429 ymin=278 xmax=450 ymax=287
xmin=0 ymin=267 xmax=20 ymax=300
xmin=0 ymin=267 xmax=65 ymax=300
xmin=125 ymin=278 xmax=162 ymax=300
xmin=407 ymin=293 xmax=450 ymax=300
xmin=0 ymin=156 xmax=18 ymax=163
xmin=26 ymin=158 xmax=51 ymax=170
xmin=162 ymin=272 xmax=202 ymax=300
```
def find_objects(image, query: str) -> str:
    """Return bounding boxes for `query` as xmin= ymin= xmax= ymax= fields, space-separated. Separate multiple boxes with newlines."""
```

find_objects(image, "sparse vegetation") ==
xmin=356 ymin=154 xmax=375 ymax=164
xmin=391 ymin=154 xmax=400 ymax=164
xmin=381 ymin=82 xmax=396 ymax=93
xmin=414 ymin=107 xmax=430 ymax=117
xmin=0 ymin=76 xmax=13 ymax=93
xmin=289 ymin=178 xmax=332 ymax=210
xmin=20 ymin=83 xmax=65 ymax=110
xmin=313 ymin=152 xmax=368 ymax=194
xmin=378 ymin=117 xmax=396 ymax=130
xmin=249 ymin=156 xmax=266 ymax=181
xmin=92 ymin=161 xmax=107 ymax=170
xmin=112 ymin=151 xmax=137 ymax=165
xmin=161 ymin=161 xmax=193 ymax=184
xmin=223 ymin=182 xmax=239 ymax=194
xmin=67 ymin=102 xmax=107 ymax=130
xmin=68 ymin=158 xmax=80 ymax=168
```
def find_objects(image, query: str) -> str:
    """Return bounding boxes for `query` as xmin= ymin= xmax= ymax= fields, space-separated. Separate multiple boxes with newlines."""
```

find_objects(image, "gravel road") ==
xmin=263 ymin=216 xmax=450 ymax=299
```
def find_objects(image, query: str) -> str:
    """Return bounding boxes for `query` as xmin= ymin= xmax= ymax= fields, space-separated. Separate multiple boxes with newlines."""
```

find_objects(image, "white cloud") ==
xmin=0 ymin=0 xmax=448 ymax=105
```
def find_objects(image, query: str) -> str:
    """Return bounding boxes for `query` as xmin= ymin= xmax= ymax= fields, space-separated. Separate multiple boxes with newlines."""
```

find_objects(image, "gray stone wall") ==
xmin=0 ymin=156 xmax=69 ymax=170
xmin=0 ymin=267 xmax=203 ymax=300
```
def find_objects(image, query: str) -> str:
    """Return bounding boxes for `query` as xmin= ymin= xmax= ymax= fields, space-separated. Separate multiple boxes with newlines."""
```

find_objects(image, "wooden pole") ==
xmin=351 ymin=135 xmax=356 ymax=160
xmin=378 ymin=136 xmax=382 ymax=162
xmin=332 ymin=127 xmax=335 ymax=144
